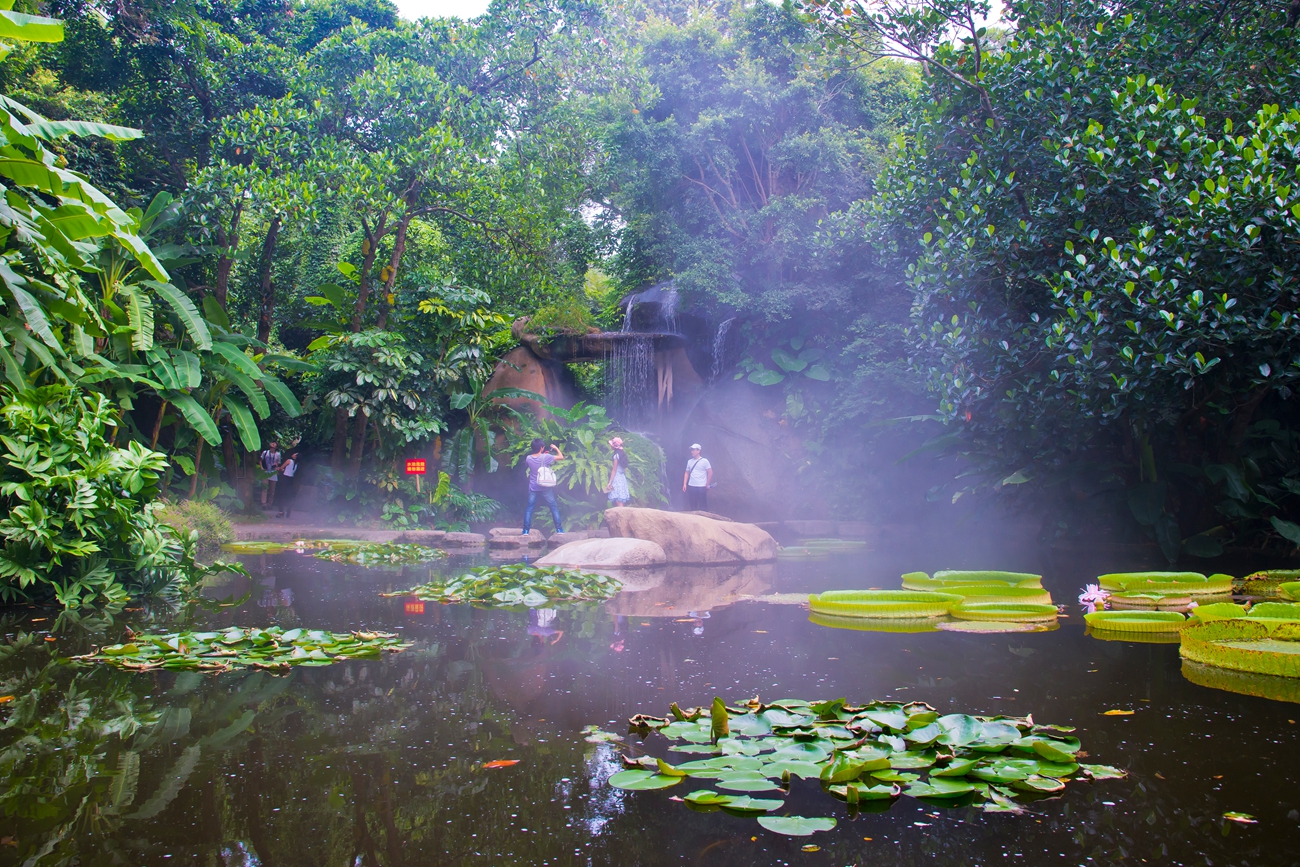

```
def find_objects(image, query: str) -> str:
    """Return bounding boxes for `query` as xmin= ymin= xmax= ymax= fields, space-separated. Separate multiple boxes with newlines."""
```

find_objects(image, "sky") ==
xmin=393 ymin=0 xmax=490 ymax=19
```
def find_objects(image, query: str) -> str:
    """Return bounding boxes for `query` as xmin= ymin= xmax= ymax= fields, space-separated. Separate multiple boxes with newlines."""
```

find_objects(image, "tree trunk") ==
xmin=149 ymin=400 xmax=167 ymax=450
xmin=188 ymin=438 xmax=204 ymax=498
xmin=331 ymin=407 xmax=349 ymax=472
xmin=214 ymin=200 xmax=243 ymax=310
xmin=255 ymin=215 xmax=281 ymax=345
xmin=221 ymin=426 xmax=238 ymax=487
xmin=376 ymin=207 xmax=414 ymax=331
xmin=350 ymin=215 xmax=387 ymax=333
xmin=347 ymin=411 xmax=368 ymax=480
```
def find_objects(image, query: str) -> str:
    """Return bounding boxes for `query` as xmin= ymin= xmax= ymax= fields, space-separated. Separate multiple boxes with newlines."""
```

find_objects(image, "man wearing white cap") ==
xmin=682 ymin=443 xmax=712 ymax=510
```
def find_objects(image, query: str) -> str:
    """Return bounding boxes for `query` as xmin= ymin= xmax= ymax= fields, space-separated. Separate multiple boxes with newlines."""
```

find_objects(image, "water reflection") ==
xmin=0 ymin=549 xmax=1298 ymax=865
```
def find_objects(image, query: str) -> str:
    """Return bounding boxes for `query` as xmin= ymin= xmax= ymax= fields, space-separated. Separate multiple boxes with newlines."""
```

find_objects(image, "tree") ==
xmin=859 ymin=0 xmax=1300 ymax=554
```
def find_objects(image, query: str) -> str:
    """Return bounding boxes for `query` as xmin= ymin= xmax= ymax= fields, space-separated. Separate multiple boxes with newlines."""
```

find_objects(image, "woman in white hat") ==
xmin=605 ymin=436 xmax=631 ymax=506
xmin=682 ymin=443 xmax=712 ymax=510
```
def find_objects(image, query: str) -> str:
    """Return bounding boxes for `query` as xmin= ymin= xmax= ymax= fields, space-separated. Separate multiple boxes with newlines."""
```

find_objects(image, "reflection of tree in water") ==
xmin=0 ymin=607 xmax=643 ymax=865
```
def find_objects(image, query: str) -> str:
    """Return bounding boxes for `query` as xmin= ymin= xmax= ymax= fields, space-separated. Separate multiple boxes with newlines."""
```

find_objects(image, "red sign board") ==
xmin=405 ymin=458 xmax=427 ymax=475
xmin=404 ymin=600 xmax=425 ymax=615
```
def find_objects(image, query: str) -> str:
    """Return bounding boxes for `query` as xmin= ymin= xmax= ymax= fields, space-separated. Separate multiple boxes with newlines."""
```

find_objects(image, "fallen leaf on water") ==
xmin=0 ymin=696 xmax=12 ymax=704
xmin=481 ymin=760 xmax=520 ymax=769
xmin=801 ymin=845 xmax=820 ymax=852
xmin=1223 ymin=812 xmax=1257 ymax=824
xmin=753 ymin=630 xmax=768 ymax=634
xmin=1155 ymin=773 xmax=1166 ymax=780
xmin=1103 ymin=710 xmax=1135 ymax=716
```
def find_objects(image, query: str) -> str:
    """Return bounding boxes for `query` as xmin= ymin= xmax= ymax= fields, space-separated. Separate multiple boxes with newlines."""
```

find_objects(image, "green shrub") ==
xmin=528 ymin=294 xmax=595 ymax=336
xmin=157 ymin=499 xmax=234 ymax=559
xmin=0 ymin=386 xmax=216 ymax=607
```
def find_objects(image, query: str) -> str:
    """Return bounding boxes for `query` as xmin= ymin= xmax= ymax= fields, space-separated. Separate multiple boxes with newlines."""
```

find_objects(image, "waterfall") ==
xmin=711 ymin=317 xmax=735 ymax=379
xmin=604 ymin=336 xmax=656 ymax=426
xmin=621 ymin=299 xmax=634 ymax=333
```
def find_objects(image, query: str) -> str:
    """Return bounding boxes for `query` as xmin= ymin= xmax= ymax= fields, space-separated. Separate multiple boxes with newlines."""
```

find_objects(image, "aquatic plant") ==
xmin=1180 ymin=617 xmax=1300 ymax=677
xmin=311 ymin=541 xmax=446 ymax=565
xmin=903 ymin=571 xmax=1043 ymax=591
xmin=1084 ymin=610 xmax=1186 ymax=633
xmin=950 ymin=602 xmax=1058 ymax=623
xmin=1181 ymin=660 xmax=1300 ymax=705
xmin=1281 ymin=582 xmax=1300 ymax=602
xmin=1239 ymin=570 xmax=1300 ymax=597
xmin=76 ymin=627 xmax=408 ymax=672
xmin=1097 ymin=572 xmax=1232 ymax=595
xmin=934 ymin=585 xmax=1053 ymax=605
xmin=808 ymin=612 xmax=941 ymax=634
xmin=1108 ymin=591 xmax=1193 ymax=609
xmin=1077 ymin=584 xmax=1110 ymax=613
xmin=387 ymin=563 xmax=621 ymax=606
xmin=600 ymin=697 xmax=1124 ymax=834
xmin=807 ymin=590 xmax=962 ymax=619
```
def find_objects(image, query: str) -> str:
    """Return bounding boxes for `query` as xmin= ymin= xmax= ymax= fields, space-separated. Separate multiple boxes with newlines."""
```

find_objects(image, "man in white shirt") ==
xmin=682 ymin=443 xmax=712 ymax=510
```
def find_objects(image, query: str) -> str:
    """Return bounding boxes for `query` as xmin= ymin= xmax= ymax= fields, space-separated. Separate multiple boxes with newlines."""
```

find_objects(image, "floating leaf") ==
xmin=481 ymin=760 xmax=520 ymax=769
xmin=1102 ymin=710 xmax=1135 ymax=716
xmin=77 ymin=626 xmax=407 ymax=673
xmin=390 ymin=563 xmax=619 ymax=606
xmin=608 ymin=770 xmax=682 ymax=791
xmin=1223 ymin=812 xmax=1258 ymax=824
xmin=756 ymin=816 xmax=837 ymax=836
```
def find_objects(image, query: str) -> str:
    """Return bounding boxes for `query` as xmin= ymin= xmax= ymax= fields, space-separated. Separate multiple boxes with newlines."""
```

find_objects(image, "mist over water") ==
xmin=4 ymin=519 xmax=1297 ymax=866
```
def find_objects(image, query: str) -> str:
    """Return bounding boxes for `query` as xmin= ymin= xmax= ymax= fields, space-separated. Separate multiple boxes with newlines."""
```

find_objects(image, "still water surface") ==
xmin=2 ymin=539 xmax=1299 ymax=866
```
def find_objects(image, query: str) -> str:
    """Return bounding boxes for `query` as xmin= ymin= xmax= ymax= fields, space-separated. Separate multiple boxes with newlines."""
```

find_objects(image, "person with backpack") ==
xmin=259 ymin=441 xmax=281 ymax=506
xmin=682 ymin=443 xmax=712 ymax=510
xmin=523 ymin=438 xmax=565 ymax=536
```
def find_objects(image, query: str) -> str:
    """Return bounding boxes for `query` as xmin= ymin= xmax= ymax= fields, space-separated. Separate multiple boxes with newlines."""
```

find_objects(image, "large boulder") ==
xmin=606 ymin=563 xmax=776 ymax=617
xmin=603 ymin=507 xmax=778 ymax=563
xmin=535 ymin=537 xmax=667 ymax=568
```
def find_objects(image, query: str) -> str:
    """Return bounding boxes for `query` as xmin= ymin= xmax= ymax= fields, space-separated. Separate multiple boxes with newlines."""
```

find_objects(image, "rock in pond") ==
xmin=489 ymin=527 xmax=543 ymax=538
xmin=547 ymin=531 xmax=589 ymax=548
xmin=536 ymin=537 xmax=667 ymax=568
xmin=488 ymin=533 xmax=547 ymax=549
xmin=603 ymin=507 xmax=778 ymax=564
xmin=441 ymin=532 xmax=487 ymax=547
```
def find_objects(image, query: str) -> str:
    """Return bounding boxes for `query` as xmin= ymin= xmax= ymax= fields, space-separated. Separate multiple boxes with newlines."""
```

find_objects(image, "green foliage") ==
xmin=156 ymin=499 xmax=234 ymax=559
xmin=80 ymin=626 xmax=409 ymax=672
xmin=527 ymin=294 xmax=596 ymax=336
xmin=0 ymin=386 xmax=225 ymax=606
xmin=858 ymin=0 xmax=1300 ymax=549
xmin=391 ymin=563 xmax=622 ymax=606
xmin=312 ymin=541 xmax=445 ymax=565
xmin=613 ymin=697 xmax=1123 ymax=823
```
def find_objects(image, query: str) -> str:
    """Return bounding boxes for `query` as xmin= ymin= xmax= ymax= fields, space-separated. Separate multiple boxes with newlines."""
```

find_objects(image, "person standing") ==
xmin=682 ymin=443 xmax=712 ymax=510
xmin=523 ymin=438 xmax=565 ymax=535
xmin=275 ymin=452 xmax=300 ymax=519
xmin=605 ymin=436 xmax=631 ymax=507
xmin=259 ymin=441 xmax=281 ymax=506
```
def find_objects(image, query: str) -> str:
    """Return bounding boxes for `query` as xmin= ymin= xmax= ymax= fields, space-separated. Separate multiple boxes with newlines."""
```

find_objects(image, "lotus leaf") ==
xmin=1085 ymin=610 xmax=1186 ymax=632
xmin=906 ymin=777 xmax=977 ymax=798
xmin=389 ymin=563 xmax=620 ymax=606
xmin=756 ymin=816 xmax=837 ymax=836
xmin=76 ymin=627 xmax=407 ymax=672
xmin=719 ymin=796 xmax=785 ymax=814
xmin=952 ymin=602 xmax=1059 ymax=623
xmin=1180 ymin=618 xmax=1300 ymax=677
xmin=1097 ymin=572 xmax=1232 ymax=595
xmin=808 ymin=590 xmax=962 ymax=619
xmin=597 ymin=696 xmax=1120 ymax=828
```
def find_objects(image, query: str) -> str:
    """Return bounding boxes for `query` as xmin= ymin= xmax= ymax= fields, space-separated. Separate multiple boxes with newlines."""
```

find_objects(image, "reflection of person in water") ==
xmin=688 ymin=609 xmax=710 ymax=636
xmin=610 ymin=614 xmax=627 ymax=652
xmin=527 ymin=608 xmax=564 ymax=651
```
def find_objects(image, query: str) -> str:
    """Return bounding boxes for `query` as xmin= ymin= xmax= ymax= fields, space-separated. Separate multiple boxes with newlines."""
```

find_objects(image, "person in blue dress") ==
xmin=605 ymin=436 xmax=631 ymax=506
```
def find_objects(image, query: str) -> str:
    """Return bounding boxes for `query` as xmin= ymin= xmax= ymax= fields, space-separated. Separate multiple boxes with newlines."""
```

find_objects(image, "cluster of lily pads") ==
xmin=386 ymin=563 xmax=621 ymax=607
xmin=596 ymin=698 xmax=1122 ymax=836
xmin=222 ymin=539 xmax=445 ymax=565
xmin=75 ymin=626 xmax=408 ymax=672
xmin=808 ymin=571 xmax=1058 ymax=634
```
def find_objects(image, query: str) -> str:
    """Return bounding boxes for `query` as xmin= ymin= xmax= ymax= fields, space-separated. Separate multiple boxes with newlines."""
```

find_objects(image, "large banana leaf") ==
xmin=214 ymin=362 xmax=269 ymax=418
xmin=0 ymin=9 xmax=63 ymax=43
xmin=144 ymin=348 xmax=182 ymax=391
xmin=260 ymin=373 xmax=301 ymax=417
xmin=173 ymin=349 xmax=201 ymax=388
xmin=146 ymin=280 xmax=211 ymax=350
xmin=166 ymin=392 xmax=220 ymax=446
xmin=211 ymin=341 xmax=261 ymax=379
xmin=24 ymin=119 xmax=141 ymax=141
xmin=223 ymin=396 xmax=261 ymax=452
xmin=3 ymin=280 xmax=60 ymax=349
xmin=120 ymin=285 xmax=154 ymax=351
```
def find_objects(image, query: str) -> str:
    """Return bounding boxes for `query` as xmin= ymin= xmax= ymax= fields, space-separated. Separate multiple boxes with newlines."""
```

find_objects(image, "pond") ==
xmin=3 ymin=533 xmax=1299 ymax=866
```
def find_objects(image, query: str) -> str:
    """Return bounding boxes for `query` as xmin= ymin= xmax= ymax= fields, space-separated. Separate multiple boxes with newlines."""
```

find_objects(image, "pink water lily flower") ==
xmin=1078 ymin=583 xmax=1109 ymax=613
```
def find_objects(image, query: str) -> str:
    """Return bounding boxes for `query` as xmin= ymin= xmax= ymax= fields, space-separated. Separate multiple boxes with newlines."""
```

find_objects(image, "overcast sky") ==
xmin=393 ymin=0 xmax=490 ymax=19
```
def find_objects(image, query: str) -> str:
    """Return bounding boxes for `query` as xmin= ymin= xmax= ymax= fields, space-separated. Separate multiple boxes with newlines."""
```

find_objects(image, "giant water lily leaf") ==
xmin=608 ymin=770 xmax=682 ymax=791
xmin=757 ymin=816 xmax=836 ymax=836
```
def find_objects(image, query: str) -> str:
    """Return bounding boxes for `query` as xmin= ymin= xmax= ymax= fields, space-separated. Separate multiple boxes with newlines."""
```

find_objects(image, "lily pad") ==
xmin=756 ymin=816 xmax=837 ymax=836
xmin=77 ymin=627 xmax=407 ymax=673
xmin=607 ymin=770 xmax=682 ymax=790
xmin=388 ymin=563 xmax=621 ymax=606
